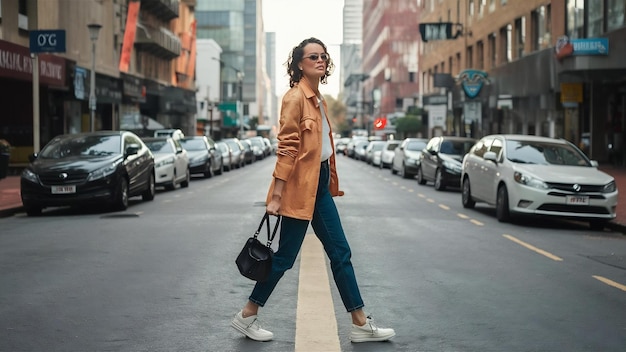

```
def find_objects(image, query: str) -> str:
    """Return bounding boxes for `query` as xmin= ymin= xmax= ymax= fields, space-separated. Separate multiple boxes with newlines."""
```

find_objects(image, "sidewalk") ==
xmin=2 ymin=166 xmax=626 ymax=234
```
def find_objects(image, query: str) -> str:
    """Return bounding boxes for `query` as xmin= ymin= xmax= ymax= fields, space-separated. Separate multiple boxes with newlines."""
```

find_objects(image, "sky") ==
xmin=262 ymin=0 xmax=344 ymax=99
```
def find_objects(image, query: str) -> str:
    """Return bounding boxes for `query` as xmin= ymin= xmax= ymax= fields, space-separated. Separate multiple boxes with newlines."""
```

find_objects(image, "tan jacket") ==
xmin=266 ymin=77 xmax=344 ymax=220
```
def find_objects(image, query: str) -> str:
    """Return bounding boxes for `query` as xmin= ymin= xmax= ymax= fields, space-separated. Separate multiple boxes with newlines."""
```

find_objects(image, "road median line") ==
xmin=295 ymin=234 xmax=340 ymax=352
xmin=592 ymin=275 xmax=626 ymax=292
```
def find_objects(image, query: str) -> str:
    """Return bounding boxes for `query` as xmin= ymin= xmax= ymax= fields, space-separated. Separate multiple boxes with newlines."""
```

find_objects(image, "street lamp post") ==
xmin=87 ymin=23 xmax=102 ymax=132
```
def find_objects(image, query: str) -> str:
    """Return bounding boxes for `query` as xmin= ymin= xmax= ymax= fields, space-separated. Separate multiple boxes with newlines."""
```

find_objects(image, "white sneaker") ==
xmin=350 ymin=316 xmax=395 ymax=343
xmin=230 ymin=311 xmax=274 ymax=342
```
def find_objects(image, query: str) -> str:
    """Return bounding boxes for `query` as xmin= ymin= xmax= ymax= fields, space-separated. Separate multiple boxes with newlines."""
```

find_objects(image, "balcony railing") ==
xmin=141 ymin=0 xmax=179 ymax=21
xmin=135 ymin=24 xmax=181 ymax=60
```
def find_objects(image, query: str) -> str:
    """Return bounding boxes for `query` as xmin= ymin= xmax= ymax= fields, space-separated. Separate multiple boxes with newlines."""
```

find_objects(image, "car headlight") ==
xmin=514 ymin=171 xmax=548 ymax=189
xmin=603 ymin=181 xmax=616 ymax=193
xmin=155 ymin=157 xmax=175 ymax=168
xmin=21 ymin=168 xmax=39 ymax=183
xmin=88 ymin=162 xmax=118 ymax=181
xmin=442 ymin=160 xmax=462 ymax=173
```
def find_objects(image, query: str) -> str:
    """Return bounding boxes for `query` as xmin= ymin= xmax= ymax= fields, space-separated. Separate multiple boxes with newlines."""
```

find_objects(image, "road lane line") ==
xmin=592 ymin=275 xmax=626 ymax=292
xmin=439 ymin=204 xmax=450 ymax=210
xmin=295 ymin=234 xmax=340 ymax=352
xmin=469 ymin=219 xmax=484 ymax=226
xmin=502 ymin=234 xmax=563 ymax=261
xmin=457 ymin=213 xmax=469 ymax=219
xmin=427 ymin=198 xmax=435 ymax=203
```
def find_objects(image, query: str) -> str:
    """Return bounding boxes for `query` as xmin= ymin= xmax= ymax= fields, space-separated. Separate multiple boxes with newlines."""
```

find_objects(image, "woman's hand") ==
xmin=266 ymin=195 xmax=281 ymax=216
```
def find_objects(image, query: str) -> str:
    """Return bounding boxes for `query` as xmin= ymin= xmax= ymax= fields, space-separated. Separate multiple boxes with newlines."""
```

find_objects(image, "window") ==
xmin=588 ymin=1 xmax=604 ymax=36
xmin=476 ymin=40 xmax=484 ymax=69
xmin=479 ymin=0 xmax=486 ymax=16
xmin=409 ymin=71 xmax=416 ymax=83
xmin=532 ymin=5 xmax=551 ymax=51
xmin=448 ymin=56 xmax=453 ymax=74
xmin=18 ymin=0 xmax=28 ymax=30
xmin=468 ymin=0 xmax=475 ymax=17
xmin=515 ymin=17 xmax=525 ymax=58
xmin=488 ymin=33 xmax=496 ymax=68
xmin=608 ymin=0 xmax=625 ymax=31
xmin=456 ymin=52 xmax=461 ymax=72
xmin=500 ymin=24 xmax=512 ymax=63
xmin=467 ymin=45 xmax=473 ymax=68
xmin=566 ymin=0 xmax=585 ymax=39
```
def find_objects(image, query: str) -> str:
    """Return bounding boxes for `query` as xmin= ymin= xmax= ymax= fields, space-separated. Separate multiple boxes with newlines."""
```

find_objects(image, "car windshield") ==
xmin=440 ymin=140 xmax=474 ymax=155
xmin=505 ymin=140 xmax=590 ymax=166
xmin=386 ymin=143 xmax=400 ymax=151
xmin=406 ymin=141 xmax=426 ymax=151
xmin=145 ymin=140 xmax=174 ymax=154
xmin=39 ymin=135 xmax=121 ymax=159
xmin=371 ymin=143 xmax=385 ymax=151
xmin=180 ymin=139 xmax=205 ymax=151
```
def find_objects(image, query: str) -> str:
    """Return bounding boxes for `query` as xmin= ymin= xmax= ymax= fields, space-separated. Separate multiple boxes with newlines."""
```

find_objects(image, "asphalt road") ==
xmin=0 ymin=155 xmax=625 ymax=352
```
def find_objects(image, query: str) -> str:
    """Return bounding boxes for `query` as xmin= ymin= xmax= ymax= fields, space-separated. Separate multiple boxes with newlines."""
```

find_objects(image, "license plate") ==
xmin=51 ymin=185 xmax=76 ymax=194
xmin=566 ymin=195 xmax=589 ymax=205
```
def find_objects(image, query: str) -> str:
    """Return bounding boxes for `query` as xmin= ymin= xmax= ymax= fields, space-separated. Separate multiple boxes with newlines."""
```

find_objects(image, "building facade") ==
xmin=0 ymin=0 xmax=197 ymax=166
xmin=361 ymin=0 xmax=420 ymax=136
xmin=419 ymin=0 xmax=626 ymax=163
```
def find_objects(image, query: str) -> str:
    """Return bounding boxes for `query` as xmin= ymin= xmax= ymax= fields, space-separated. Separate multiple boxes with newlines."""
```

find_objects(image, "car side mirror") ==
xmin=484 ymin=151 xmax=498 ymax=163
xmin=28 ymin=153 xmax=38 ymax=162
xmin=126 ymin=144 xmax=140 ymax=156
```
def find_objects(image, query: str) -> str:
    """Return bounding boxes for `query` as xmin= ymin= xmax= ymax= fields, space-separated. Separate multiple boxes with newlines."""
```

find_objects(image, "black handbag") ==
xmin=235 ymin=213 xmax=281 ymax=282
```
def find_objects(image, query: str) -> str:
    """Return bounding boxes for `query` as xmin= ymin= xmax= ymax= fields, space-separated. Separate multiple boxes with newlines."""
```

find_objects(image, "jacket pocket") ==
xmin=300 ymin=117 xmax=317 ymax=133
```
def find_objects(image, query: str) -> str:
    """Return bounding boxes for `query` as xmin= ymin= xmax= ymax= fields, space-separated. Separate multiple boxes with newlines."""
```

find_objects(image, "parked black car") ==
xmin=20 ymin=131 xmax=155 ymax=216
xmin=179 ymin=136 xmax=223 ymax=178
xmin=417 ymin=136 xmax=476 ymax=191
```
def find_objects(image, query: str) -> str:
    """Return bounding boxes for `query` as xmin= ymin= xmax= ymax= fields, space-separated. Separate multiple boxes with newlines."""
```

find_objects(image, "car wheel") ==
xmin=113 ymin=177 xmax=129 ymax=211
xmin=181 ymin=169 xmax=190 ymax=188
xmin=434 ymin=169 xmax=446 ymax=191
xmin=416 ymin=166 xmax=426 ymax=185
xmin=589 ymin=220 xmax=606 ymax=231
xmin=142 ymin=173 xmax=155 ymax=201
xmin=216 ymin=162 xmax=224 ymax=175
xmin=496 ymin=185 xmax=511 ymax=222
xmin=25 ymin=205 xmax=42 ymax=216
xmin=461 ymin=177 xmax=476 ymax=208
xmin=204 ymin=162 xmax=213 ymax=178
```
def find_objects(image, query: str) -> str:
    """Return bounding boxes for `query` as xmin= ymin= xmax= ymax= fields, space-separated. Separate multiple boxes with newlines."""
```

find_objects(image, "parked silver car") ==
xmin=461 ymin=134 xmax=618 ymax=230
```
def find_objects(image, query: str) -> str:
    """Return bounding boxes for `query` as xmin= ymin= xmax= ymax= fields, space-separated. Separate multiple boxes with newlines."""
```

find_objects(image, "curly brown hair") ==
xmin=286 ymin=37 xmax=335 ymax=88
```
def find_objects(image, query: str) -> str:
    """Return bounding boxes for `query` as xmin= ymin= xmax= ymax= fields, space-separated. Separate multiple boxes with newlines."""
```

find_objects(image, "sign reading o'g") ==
xmin=29 ymin=30 xmax=66 ymax=53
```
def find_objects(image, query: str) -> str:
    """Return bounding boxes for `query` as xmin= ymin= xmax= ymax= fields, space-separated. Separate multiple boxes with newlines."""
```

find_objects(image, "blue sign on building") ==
xmin=571 ymin=38 xmax=609 ymax=56
xmin=29 ymin=30 xmax=66 ymax=53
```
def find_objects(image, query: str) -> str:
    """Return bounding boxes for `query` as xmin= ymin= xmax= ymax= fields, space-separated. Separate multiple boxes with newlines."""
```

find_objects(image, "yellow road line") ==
xmin=439 ymin=204 xmax=450 ymax=210
xmin=295 ymin=234 xmax=340 ymax=352
xmin=427 ymin=198 xmax=435 ymax=203
xmin=470 ymin=219 xmax=484 ymax=226
xmin=502 ymin=234 xmax=563 ymax=261
xmin=592 ymin=275 xmax=626 ymax=292
xmin=457 ymin=213 xmax=469 ymax=219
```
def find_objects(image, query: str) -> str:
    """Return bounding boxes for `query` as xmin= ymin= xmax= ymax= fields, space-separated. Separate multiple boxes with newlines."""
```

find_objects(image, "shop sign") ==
xmin=29 ymin=30 xmax=66 ymax=53
xmin=0 ymin=39 xmax=66 ymax=86
xmin=560 ymin=83 xmax=583 ymax=106
xmin=423 ymin=95 xmax=447 ymax=105
xmin=457 ymin=69 xmax=489 ymax=99
xmin=555 ymin=36 xmax=609 ymax=60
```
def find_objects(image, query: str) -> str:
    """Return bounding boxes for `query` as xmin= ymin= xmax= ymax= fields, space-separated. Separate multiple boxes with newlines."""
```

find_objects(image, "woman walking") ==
xmin=231 ymin=37 xmax=395 ymax=343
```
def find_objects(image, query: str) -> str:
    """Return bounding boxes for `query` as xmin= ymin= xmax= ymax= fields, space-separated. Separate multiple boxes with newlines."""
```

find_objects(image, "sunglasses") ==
xmin=303 ymin=53 xmax=330 ymax=62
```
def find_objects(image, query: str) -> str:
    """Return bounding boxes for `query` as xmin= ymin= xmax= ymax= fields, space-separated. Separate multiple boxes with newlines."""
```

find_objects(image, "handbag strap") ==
xmin=253 ymin=213 xmax=281 ymax=247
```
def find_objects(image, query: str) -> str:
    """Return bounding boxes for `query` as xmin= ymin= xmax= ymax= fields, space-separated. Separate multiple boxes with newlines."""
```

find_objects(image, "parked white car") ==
xmin=461 ymin=134 xmax=618 ymax=230
xmin=142 ymin=137 xmax=190 ymax=190
xmin=380 ymin=140 xmax=400 ymax=169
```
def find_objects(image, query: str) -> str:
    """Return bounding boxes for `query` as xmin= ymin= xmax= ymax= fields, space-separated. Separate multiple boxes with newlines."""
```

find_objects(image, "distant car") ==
xmin=153 ymin=129 xmax=184 ymax=140
xmin=215 ymin=141 xmax=234 ymax=171
xmin=365 ymin=141 xmax=386 ymax=165
xmin=222 ymin=138 xmax=245 ymax=169
xmin=461 ymin=134 xmax=618 ymax=230
xmin=143 ymin=137 xmax=190 ymax=190
xmin=20 ymin=131 xmax=155 ymax=215
xmin=391 ymin=138 xmax=428 ymax=178
xmin=346 ymin=136 xmax=368 ymax=158
xmin=179 ymin=136 xmax=223 ymax=178
xmin=240 ymin=139 xmax=255 ymax=164
xmin=335 ymin=137 xmax=351 ymax=155
xmin=262 ymin=137 xmax=272 ymax=157
xmin=354 ymin=140 xmax=369 ymax=161
xmin=417 ymin=136 xmax=476 ymax=191
xmin=247 ymin=136 xmax=267 ymax=160
xmin=380 ymin=140 xmax=400 ymax=169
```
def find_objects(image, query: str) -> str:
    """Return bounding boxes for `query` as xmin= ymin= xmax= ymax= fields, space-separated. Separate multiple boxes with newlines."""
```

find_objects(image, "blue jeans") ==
xmin=249 ymin=160 xmax=365 ymax=312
